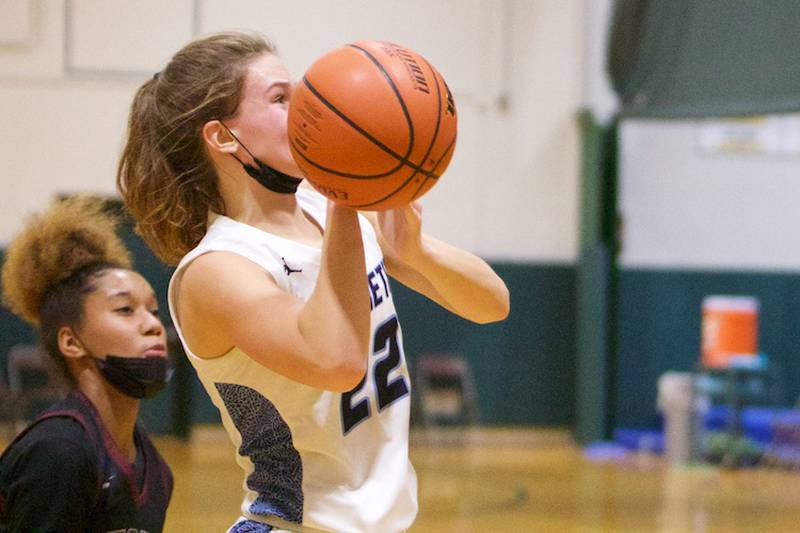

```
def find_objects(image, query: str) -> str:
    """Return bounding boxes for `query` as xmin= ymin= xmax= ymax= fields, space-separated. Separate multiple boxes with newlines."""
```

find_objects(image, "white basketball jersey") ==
xmin=168 ymin=188 xmax=417 ymax=533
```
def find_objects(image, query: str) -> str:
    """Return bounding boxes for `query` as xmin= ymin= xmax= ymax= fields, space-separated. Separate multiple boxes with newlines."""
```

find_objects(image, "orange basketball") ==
xmin=287 ymin=40 xmax=457 ymax=210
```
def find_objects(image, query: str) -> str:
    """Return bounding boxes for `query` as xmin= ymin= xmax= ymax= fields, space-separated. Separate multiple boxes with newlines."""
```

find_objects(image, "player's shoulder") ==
xmin=185 ymin=248 xmax=273 ymax=278
xmin=201 ymin=213 xmax=262 ymax=247
xmin=3 ymin=416 xmax=96 ymax=471
xmin=177 ymin=215 xmax=283 ymax=278
xmin=18 ymin=416 xmax=92 ymax=449
xmin=179 ymin=254 xmax=278 ymax=314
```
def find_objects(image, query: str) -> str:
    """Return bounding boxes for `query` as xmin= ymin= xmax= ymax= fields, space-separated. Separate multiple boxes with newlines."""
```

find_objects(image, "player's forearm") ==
xmin=403 ymin=235 xmax=510 ymax=324
xmin=299 ymin=204 xmax=371 ymax=387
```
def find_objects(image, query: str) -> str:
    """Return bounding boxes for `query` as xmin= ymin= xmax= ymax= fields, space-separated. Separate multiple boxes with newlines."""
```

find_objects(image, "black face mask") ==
xmin=94 ymin=355 xmax=173 ymax=399
xmin=219 ymin=121 xmax=302 ymax=194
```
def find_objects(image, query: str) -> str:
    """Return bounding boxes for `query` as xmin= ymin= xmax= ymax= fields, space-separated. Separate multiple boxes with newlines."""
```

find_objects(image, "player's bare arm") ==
xmin=177 ymin=205 xmax=371 ymax=392
xmin=361 ymin=204 xmax=510 ymax=324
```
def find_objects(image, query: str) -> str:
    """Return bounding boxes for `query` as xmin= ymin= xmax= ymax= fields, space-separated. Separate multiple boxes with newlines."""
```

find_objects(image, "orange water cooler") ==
xmin=701 ymin=295 xmax=759 ymax=368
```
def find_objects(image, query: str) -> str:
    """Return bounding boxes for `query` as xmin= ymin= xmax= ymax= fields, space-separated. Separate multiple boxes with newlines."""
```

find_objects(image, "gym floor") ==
xmin=155 ymin=426 xmax=800 ymax=532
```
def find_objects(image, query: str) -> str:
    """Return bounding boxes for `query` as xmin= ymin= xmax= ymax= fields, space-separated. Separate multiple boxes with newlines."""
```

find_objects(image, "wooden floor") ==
xmin=152 ymin=426 xmax=800 ymax=532
xmin=4 ymin=424 xmax=800 ymax=531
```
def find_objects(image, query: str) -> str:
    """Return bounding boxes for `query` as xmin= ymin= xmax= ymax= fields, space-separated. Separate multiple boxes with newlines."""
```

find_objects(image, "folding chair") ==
xmin=7 ymin=344 xmax=67 ymax=431
xmin=413 ymin=353 xmax=479 ymax=427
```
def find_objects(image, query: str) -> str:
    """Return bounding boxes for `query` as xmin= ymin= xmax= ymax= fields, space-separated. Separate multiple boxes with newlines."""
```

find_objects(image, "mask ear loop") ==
xmin=216 ymin=120 xmax=303 ymax=194
xmin=219 ymin=121 xmax=259 ymax=169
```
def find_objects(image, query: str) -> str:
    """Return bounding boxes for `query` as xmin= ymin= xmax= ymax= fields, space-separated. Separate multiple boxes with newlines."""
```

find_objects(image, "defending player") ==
xmin=0 ymin=196 xmax=173 ymax=532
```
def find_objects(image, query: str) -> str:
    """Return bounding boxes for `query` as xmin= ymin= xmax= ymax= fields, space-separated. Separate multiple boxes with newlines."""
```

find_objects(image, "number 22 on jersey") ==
xmin=341 ymin=315 xmax=410 ymax=435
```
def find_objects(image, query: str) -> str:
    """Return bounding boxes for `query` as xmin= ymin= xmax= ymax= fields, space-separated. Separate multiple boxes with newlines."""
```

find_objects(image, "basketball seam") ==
xmin=408 ymin=57 xmax=447 ymax=201
xmin=299 ymin=76 xmax=416 ymax=179
xmin=353 ymin=56 xmax=450 ymax=208
xmin=291 ymin=134 xmax=408 ymax=180
xmin=295 ymin=43 xmax=443 ymax=180
xmin=347 ymin=43 xmax=416 ymax=161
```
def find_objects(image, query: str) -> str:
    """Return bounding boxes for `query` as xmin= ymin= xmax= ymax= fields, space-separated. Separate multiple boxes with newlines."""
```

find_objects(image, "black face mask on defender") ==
xmin=93 ymin=355 xmax=173 ymax=399
xmin=219 ymin=122 xmax=302 ymax=194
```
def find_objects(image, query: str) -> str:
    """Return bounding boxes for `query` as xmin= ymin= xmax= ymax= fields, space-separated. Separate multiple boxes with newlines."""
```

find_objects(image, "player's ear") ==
xmin=202 ymin=120 xmax=238 ymax=155
xmin=58 ymin=326 xmax=89 ymax=360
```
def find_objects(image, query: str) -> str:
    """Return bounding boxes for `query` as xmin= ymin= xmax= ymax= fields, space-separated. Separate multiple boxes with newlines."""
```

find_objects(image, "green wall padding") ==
xmin=2 ymin=242 xmax=578 ymax=431
xmin=0 ymin=251 xmax=37 ymax=381
xmin=395 ymin=263 xmax=576 ymax=426
xmin=615 ymin=268 xmax=800 ymax=429
xmin=190 ymin=262 xmax=579 ymax=428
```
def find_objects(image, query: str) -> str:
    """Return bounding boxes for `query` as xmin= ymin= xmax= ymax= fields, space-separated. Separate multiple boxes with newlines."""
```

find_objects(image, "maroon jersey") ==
xmin=0 ymin=390 xmax=173 ymax=532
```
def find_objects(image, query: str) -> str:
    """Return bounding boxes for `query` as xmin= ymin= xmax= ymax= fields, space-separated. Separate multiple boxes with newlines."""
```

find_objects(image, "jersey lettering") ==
xmin=368 ymin=261 xmax=392 ymax=310
xmin=341 ymin=316 xmax=409 ymax=434
xmin=341 ymin=374 xmax=371 ymax=435
xmin=372 ymin=316 xmax=410 ymax=410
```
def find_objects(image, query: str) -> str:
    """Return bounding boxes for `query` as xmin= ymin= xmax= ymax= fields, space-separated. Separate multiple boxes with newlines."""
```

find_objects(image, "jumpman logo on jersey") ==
xmin=281 ymin=257 xmax=302 ymax=276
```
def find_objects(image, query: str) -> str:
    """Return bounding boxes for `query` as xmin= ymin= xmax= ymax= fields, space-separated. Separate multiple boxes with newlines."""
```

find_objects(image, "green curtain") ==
xmin=609 ymin=0 xmax=800 ymax=118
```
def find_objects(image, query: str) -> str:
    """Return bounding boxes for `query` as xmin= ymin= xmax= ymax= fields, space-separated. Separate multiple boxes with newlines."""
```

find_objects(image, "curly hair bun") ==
xmin=1 ymin=195 xmax=132 ymax=326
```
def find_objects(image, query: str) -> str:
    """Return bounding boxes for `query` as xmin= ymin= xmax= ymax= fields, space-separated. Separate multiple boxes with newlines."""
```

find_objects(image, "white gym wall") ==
xmin=0 ymin=0 xmax=587 ymax=262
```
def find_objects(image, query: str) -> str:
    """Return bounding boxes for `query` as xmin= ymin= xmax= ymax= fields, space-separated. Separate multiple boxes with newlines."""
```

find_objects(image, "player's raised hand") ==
xmin=376 ymin=201 xmax=426 ymax=265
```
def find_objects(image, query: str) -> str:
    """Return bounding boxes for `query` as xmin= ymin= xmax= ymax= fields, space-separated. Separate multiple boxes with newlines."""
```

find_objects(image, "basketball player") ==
xmin=0 ymin=197 xmax=173 ymax=531
xmin=118 ymin=32 xmax=508 ymax=533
